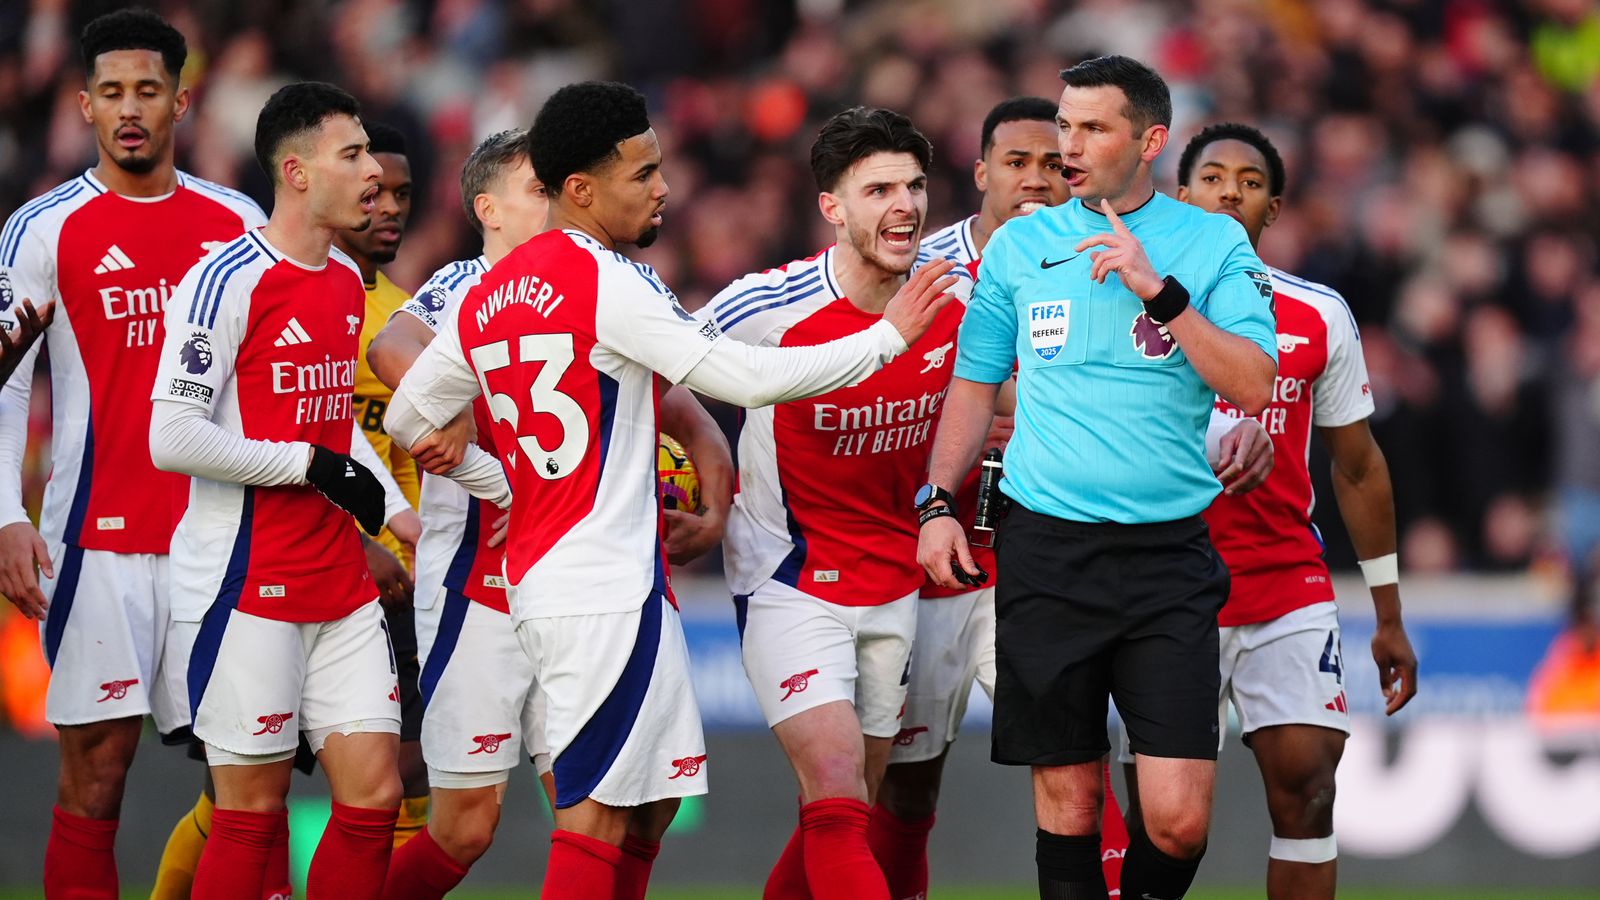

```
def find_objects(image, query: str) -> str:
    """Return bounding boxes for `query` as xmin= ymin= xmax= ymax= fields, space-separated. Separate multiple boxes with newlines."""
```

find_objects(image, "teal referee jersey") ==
xmin=953 ymin=192 xmax=1277 ymax=524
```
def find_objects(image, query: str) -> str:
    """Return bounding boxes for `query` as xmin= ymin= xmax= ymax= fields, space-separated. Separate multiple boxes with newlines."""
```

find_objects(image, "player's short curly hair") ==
xmin=254 ymin=82 xmax=362 ymax=186
xmin=810 ymin=107 xmax=933 ymax=193
xmin=528 ymin=82 xmax=651 ymax=198
xmin=1177 ymin=122 xmax=1287 ymax=196
xmin=980 ymin=96 xmax=1059 ymax=157
xmin=460 ymin=129 xmax=529 ymax=234
xmin=80 ymin=8 xmax=186 ymax=80
xmin=1059 ymin=55 xmax=1171 ymax=133
xmin=365 ymin=122 xmax=407 ymax=158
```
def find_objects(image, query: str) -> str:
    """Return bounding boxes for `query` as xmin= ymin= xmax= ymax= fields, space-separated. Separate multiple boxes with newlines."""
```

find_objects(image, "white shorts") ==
xmin=183 ymin=599 xmax=402 ymax=763
xmin=517 ymin=593 xmax=707 ymax=809
xmin=1117 ymin=601 xmax=1351 ymax=763
xmin=736 ymin=580 xmax=917 ymax=739
xmin=40 ymin=544 xmax=188 ymax=733
xmin=417 ymin=589 xmax=549 ymax=787
xmin=890 ymin=587 xmax=996 ymax=764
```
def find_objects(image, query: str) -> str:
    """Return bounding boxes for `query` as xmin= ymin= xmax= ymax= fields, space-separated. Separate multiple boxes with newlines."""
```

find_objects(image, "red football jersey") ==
xmin=701 ymin=246 xmax=972 ymax=606
xmin=397 ymin=230 xmax=723 ymax=621
xmin=1204 ymin=268 xmax=1375 ymax=626
xmin=0 ymin=170 xmax=265 ymax=552
xmin=153 ymin=232 xmax=372 ymax=623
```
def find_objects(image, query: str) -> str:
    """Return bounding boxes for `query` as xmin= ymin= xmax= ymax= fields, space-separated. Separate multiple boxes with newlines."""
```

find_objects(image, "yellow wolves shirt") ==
xmin=356 ymin=269 xmax=421 ymax=565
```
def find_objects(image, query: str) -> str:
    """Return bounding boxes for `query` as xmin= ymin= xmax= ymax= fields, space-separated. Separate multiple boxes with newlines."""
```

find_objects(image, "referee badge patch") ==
xmin=1247 ymin=270 xmax=1275 ymax=314
xmin=1028 ymin=300 xmax=1069 ymax=361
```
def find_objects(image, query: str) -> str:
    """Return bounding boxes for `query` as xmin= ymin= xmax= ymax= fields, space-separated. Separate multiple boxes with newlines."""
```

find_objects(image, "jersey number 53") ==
xmin=470 ymin=334 xmax=588 ymax=479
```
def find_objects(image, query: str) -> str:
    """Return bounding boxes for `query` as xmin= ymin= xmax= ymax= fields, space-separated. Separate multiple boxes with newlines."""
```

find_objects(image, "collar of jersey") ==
xmin=1070 ymin=190 xmax=1162 ymax=228
xmin=82 ymin=168 xmax=177 ymax=204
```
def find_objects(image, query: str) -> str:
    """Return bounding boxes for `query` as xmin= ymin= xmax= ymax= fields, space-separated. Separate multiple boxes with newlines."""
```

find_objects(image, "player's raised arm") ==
xmin=676 ymin=258 xmax=958 ymax=408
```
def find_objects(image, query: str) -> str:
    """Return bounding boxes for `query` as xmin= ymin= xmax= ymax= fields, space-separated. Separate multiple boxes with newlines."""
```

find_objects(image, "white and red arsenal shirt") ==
xmin=700 ymin=246 xmax=972 ymax=606
xmin=153 ymin=231 xmax=372 ymax=623
xmin=1205 ymin=267 xmax=1374 ymax=626
xmin=0 ymin=170 xmax=264 ymax=551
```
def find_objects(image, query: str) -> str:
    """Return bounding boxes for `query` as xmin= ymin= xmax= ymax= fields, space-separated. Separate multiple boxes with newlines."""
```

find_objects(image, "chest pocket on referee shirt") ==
xmin=1018 ymin=296 xmax=1087 ymax=369
xmin=1106 ymin=270 xmax=1191 ymax=368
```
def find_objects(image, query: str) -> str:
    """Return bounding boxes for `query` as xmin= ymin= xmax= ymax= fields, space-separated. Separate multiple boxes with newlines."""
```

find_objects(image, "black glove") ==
xmin=305 ymin=445 xmax=385 ymax=536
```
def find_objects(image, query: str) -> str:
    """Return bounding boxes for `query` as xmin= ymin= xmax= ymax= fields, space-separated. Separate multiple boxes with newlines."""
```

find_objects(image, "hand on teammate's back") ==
xmin=0 ymin=299 xmax=53 ymax=385
xmin=304 ymin=445 xmax=386 ymax=536
xmin=0 ymin=521 xmax=52 ymax=619
xmin=883 ymin=257 xmax=959 ymax=347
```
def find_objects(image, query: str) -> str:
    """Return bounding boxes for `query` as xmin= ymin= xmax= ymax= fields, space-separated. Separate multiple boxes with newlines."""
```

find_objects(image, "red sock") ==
xmin=193 ymin=808 xmax=284 ymax=900
xmin=382 ymin=826 xmax=470 ymax=900
xmin=800 ymin=798 xmax=889 ymax=900
xmin=867 ymin=805 xmax=935 ymax=900
xmin=614 ymin=833 xmax=660 ymax=900
xmin=542 ymin=829 xmax=622 ymax=899
xmin=262 ymin=815 xmax=292 ymax=900
xmin=307 ymin=802 xmax=398 ymax=900
xmin=1101 ymin=762 xmax=1130 ymax=895
xmin=763 ymin=823 xmax=810 ymax=900
xmin=43 ymin=806 xmax=119 ymax=899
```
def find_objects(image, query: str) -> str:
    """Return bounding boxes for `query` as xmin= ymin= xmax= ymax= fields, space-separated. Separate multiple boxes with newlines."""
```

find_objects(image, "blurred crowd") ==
xmin=2 ymin=0 xmax=1599 ymax=584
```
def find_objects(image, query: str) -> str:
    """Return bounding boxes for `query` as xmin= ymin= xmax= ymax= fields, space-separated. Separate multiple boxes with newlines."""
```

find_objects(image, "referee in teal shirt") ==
xmin=916 ymin=57 xmax=1277 ymax=900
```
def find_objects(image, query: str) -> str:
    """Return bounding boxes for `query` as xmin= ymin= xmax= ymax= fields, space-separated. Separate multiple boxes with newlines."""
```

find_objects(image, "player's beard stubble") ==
xmin=635 ymin=225 xmax=660 ymax=249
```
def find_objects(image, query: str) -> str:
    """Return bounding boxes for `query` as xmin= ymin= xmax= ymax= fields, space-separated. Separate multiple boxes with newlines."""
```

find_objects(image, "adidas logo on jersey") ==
xmin=93 ymin=244 xmax=136 ymax=274
xmin=273 ymin=317 xmax=313 ymax=347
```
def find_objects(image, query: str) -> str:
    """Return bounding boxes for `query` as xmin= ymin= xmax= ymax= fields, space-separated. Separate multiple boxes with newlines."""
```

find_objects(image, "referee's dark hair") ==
xmin=811 ymin=107 xmax=933 ymax=193
xmin=1059 ymin=55 xmax=1172 ymax=133
xmin=528 ymin=81 xmax=650 ymax=198
xmin=1177 ymin=122 xmax=1287 ymax=197
xmin=81 ymin=8 xmax=186 ymax=81
xmin=980 ymin=97 xmax=1059 ymax=157
xmin=365 ymin=122 xmax=408 ymax=158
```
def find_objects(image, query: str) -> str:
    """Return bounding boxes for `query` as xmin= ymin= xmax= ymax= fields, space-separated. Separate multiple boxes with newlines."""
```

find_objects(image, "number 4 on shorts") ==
xmin=1318 ymin=631 xmax=1343 ymax=683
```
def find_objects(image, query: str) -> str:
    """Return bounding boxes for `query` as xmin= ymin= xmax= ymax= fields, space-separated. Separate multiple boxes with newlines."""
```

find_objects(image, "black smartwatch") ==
xmin=913 ymin=483 xmax=957 ymax=513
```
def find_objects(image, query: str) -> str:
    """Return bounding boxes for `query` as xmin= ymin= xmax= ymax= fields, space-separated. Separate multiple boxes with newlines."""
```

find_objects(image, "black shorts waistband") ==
xmin=1005 ymin=503 xmax=1207 ymax=545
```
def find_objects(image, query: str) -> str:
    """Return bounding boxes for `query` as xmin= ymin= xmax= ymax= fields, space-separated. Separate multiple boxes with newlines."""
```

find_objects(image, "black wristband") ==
xmin=1143 ymin=275 xmax=1190 ymax=324
xmin=918 ymin=504 xmax=956 ymax=527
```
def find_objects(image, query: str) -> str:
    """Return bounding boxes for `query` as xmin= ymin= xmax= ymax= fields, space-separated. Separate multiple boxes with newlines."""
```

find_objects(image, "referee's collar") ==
xmin=1076 ymin=190 xmax=1160 ymax=225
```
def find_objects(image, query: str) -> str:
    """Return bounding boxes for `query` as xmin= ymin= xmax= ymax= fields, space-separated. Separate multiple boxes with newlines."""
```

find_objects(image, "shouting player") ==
xmin=696 ymin=106 xmax=969 ymax=900
xmin=0 ymin=11 xmax=265 ymax=897
xmin=1128 ymin=122 xmax=1417 ymax=899
xmin=384 ymin=81 xmax=956 ymax=899
xmin=148 ymin=82 xmax=439 ymax=900
xmin=332 ymin=119 xmax=432 ymax=847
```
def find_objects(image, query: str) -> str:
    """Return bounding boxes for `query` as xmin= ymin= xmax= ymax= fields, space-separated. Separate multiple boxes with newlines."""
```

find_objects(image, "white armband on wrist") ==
xmin=1358 ymin=552 xmax=1399 ymax=588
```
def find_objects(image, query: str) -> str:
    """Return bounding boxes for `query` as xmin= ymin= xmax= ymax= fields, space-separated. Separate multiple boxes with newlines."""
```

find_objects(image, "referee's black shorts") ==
xmin=991 ymin=502 xmax=1228 ymax=766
